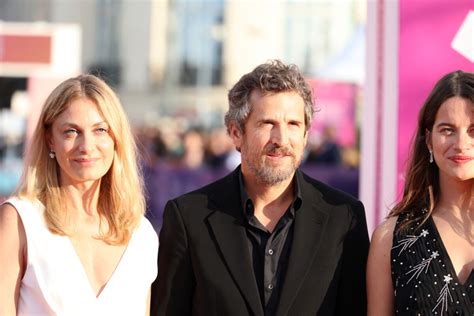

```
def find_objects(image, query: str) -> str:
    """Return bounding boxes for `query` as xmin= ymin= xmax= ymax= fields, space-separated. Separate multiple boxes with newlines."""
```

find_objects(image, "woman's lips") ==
xmin=448 ymin=155 xmax=473 ymax=163
xmin=73 ymin=158 xmax=99 ymax=165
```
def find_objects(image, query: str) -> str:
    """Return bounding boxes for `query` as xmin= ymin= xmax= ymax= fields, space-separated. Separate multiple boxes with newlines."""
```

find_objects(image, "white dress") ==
xmin=6 ymin=197 xmax=159 ymax=316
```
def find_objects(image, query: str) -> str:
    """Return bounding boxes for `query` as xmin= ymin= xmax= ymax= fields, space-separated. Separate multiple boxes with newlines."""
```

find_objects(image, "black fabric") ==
xmin=151 ymin=166 xmax=370 ymax=316
xmin=239 ymin=172 xmax=302 ymax=316
xmin=391 ymin=213 xmax=474 ymax=316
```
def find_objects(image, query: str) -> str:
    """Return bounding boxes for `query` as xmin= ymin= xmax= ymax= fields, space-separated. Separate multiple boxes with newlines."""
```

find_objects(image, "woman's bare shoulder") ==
xmin=0 ymin=201 xmax=26 ymax=242
xmin=371 ymin=216 xmax=398 ymax=248
xmin=0 ymin=202 xmax=20 ymax=225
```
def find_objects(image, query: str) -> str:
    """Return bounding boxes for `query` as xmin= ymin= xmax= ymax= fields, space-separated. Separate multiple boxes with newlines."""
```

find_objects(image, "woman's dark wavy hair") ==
xmin=389 ymin=70 xmax=474 ymax=233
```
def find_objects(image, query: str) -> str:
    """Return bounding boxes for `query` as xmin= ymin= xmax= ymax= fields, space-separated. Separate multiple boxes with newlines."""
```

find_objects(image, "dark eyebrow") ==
xmin=435 ymin=122 xmax=454 ymax=128
xmin=435 ymin=122 xmax=474 ymax=129
xmin=288 ymin=119 xmax=303 ymax=124
xmin=258 ymin=118 xmax=276 ymax=123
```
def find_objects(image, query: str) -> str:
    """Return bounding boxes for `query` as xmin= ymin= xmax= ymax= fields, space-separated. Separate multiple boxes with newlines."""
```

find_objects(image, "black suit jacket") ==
xmin=151 ymin=167 xmax=369 ymax=316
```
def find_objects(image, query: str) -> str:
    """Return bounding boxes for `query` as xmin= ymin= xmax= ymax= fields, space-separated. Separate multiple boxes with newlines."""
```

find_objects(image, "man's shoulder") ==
xmin=298 ymin=171 xmax=366 ymax=233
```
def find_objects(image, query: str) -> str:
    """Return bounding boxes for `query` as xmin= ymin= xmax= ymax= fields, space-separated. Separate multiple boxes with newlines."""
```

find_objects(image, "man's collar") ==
xmin=238 ymin=168 xmax=303 ymax=218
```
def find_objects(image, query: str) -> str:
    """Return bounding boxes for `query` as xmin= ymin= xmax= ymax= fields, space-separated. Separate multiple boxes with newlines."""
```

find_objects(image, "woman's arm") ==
xmin=0 ymin=203 xmax=26 ymax=314
xmin=367 ymin=216 xmax=397 ymax=316
xmin=145 ymin=288 xmax=151 ymax=316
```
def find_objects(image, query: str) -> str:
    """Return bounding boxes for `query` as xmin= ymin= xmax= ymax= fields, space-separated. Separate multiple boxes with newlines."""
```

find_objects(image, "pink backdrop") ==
xmin=397 ymin=0 xmax=474 ymax=194
xmin=308 ymin=79 xmax=358 ymax=147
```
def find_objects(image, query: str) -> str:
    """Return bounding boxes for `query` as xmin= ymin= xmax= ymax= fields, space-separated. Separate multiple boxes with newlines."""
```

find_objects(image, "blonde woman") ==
xmin=0 ymin=75 xmax=158 ymax=315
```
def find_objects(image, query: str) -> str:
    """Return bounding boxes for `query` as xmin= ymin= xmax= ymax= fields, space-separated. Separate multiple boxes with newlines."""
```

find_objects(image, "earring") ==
xmin=49 ymin=151 xmax=56 ymax=159
xmin=429 ymin=150 xmax=433 ymax=163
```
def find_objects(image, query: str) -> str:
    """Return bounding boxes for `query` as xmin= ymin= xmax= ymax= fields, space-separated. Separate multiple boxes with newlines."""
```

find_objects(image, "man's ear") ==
xmin=425 ymin=128 xmax=432 ymax=151
xmin=303 ymin=130 xmax=309 ymax=147
xmin=228 ymin=123 xmax=243 ymax=151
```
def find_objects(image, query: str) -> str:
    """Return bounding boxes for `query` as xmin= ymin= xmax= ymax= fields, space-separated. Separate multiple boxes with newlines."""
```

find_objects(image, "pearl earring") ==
xmin=429 ymin=150 xmax=433 ymax=163
xmin=49 ymin=151 xmax=56 ymax=159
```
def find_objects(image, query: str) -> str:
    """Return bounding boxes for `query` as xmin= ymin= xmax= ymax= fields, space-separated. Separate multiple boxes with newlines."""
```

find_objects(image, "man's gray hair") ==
xmin=225 ymin=59 xmax=314 ymax=134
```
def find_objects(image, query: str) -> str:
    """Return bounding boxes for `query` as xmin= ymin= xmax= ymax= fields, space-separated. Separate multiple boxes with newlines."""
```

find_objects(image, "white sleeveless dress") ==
xmin=6 ymin=197 xmax=159 ymax=316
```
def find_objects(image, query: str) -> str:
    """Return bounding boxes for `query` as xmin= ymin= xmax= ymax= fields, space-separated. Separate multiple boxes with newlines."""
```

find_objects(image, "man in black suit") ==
xmin=151 ymin=60 xmax=370 ymax=316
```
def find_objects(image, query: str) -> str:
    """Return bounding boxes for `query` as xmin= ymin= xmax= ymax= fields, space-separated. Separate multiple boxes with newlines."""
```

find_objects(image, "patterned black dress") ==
xmin=391 ymin=213 xmax=474 ymax=315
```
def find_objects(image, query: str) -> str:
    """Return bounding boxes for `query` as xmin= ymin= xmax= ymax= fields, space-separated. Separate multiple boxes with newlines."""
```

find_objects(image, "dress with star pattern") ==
xmin=391 ymin=213 xmax=474 ymax=316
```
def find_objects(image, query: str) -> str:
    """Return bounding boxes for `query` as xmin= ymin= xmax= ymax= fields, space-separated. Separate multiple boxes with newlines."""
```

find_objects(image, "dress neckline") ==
xmin=427 ymin=216 xmax=474 ymax=287
xmin=64 ymin=230 xmax=135 ymax=299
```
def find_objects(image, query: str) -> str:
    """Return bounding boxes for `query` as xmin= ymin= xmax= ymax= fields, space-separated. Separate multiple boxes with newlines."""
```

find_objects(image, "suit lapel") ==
xmin=207 ymin=169 xmax=264 ymax=316
xmin=276 ymin=172 xmax=329 ymax=316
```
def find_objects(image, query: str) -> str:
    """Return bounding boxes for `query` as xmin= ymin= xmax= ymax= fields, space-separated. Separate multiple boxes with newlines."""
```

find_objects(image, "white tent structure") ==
xmin=313 ymin=24 xmax=365 ymax=84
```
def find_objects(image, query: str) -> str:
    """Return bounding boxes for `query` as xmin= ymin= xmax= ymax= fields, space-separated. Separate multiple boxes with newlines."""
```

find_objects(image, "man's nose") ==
xmin=271 ymin=126 xmax=289 ymax=146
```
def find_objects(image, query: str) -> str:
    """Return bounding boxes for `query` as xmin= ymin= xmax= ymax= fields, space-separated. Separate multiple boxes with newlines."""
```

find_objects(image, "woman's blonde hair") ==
xmin=16 ymin=74 xmax=145 ymax=245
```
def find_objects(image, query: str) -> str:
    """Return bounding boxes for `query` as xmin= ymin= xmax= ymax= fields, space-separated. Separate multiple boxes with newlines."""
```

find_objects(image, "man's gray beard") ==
xmin=246 ymin=156 xmax=301 ymax=185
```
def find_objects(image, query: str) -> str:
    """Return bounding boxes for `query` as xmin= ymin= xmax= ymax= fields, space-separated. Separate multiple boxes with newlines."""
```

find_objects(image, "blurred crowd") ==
xmin=0 ymin=118 xmax=360 ymax=232
xmin=134 ymin=121 xmax=359 ymax=232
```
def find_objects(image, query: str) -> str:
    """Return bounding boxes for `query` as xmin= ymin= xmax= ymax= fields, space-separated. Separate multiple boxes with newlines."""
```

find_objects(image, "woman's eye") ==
xmin=440 ymin=128 xmax=454 ymax=135
xmin=64 ymin=129 xmax=78 ymax=136
xmin=96 ymin=128 xmax=108 ymax=133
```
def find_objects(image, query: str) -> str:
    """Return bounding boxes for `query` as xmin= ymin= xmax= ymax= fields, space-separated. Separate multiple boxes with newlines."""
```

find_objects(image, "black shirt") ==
xmin=239 ymin=171 xmax=302 ymax=316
